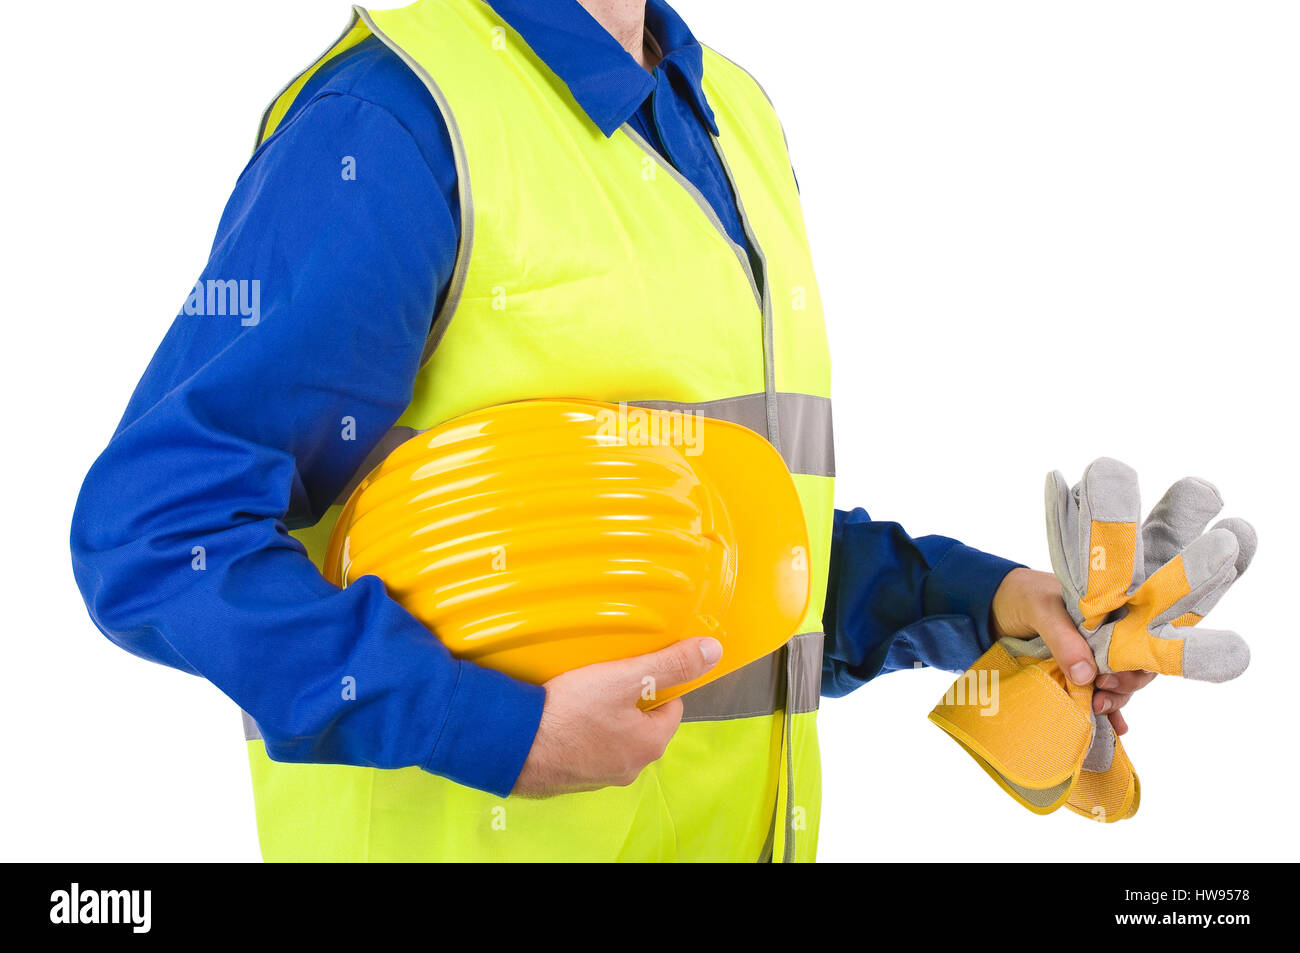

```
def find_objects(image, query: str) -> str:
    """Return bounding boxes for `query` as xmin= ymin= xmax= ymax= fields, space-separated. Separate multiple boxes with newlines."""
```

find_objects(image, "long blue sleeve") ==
xmin=69 ymin=83 xmax=544 ymax=797
xmin=70 ymin=12 xmax=1022 ymax=796
xmin=821 ymin=507 xmax=1023 ymax=696
xmin=66 ymin=20 xmax=760 ymax=798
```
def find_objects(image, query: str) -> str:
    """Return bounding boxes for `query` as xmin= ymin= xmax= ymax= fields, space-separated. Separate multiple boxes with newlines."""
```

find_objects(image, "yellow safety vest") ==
xmin=244 ymin=0 xmax=835 ymax=862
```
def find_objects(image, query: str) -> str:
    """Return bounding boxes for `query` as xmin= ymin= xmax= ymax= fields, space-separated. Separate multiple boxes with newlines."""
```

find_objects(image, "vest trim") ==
xmin=631 ymin=393 xmax=834 ymax=477
xmin=240 ymin=627 xmax=823 ymax=739
xmin=620 ymin=124 xmax=762 ymax=311
xmin=782 ymin=678 xmax=796 ymax=862
xmin=253 ymin=11 xmax=364 ymax=152
xmin=706 ymin=48 xmax=794 ymax=164
xmin=331 ymin=393 xmax=834 ymax=507
xmin=245 ymin=0 xmax=833 ymax=862
xmin=707 ymin=132 xmax=782 ymax=455
xmin=785 ymin=631 xmax=825 ymax=716
xmin=620 ymin=121 xmax=779 ymax=454
xmin=355 ymin=6 xmax=475 ymax=367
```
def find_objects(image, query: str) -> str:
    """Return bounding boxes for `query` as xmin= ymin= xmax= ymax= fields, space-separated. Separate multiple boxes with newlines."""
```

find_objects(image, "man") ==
xmin=70 ymin=0 xmax=1151 ymax=861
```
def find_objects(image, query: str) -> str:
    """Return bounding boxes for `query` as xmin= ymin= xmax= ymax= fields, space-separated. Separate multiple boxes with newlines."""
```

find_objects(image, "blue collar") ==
xmin=485 ymin=0 xmax=719 ymax=138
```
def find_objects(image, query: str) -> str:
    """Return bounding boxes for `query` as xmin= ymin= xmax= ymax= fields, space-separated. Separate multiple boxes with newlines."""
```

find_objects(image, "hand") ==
xmin=510 ymin=636 xmax=723 ymax=798
xmin=990 ymin=568 xmax=1155 ymax=735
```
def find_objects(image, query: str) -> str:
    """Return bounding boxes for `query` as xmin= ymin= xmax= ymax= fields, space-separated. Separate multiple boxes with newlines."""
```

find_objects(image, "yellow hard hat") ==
xmin=324 ymin=398 xmax=810 ymax=707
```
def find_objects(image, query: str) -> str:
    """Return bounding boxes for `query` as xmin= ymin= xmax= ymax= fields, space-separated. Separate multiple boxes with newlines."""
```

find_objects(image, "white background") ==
xmin=2 ymin=0 xmax=1296 ymax=861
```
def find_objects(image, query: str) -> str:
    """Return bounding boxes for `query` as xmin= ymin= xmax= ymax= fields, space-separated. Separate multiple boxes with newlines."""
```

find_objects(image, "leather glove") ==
xmin=929 ymin=458 xmax=1255 ymax=820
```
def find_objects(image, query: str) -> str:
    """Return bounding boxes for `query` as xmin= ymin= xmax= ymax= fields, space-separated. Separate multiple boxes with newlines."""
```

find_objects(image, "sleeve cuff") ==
xmin=922 ymin=544 xmax=1023 ymax=653
xmin=422 ymin=660 xmax=546 ymax=797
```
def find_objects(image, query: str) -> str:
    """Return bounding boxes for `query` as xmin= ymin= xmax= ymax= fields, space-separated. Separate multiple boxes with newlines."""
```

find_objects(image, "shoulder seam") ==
xmin=253 ymin=90 xmax=443 ymax=185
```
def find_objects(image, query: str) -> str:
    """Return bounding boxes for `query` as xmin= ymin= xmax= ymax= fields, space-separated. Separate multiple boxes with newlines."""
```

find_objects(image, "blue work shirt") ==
xmin=70 ymin=0 xmax=1020 ymax=797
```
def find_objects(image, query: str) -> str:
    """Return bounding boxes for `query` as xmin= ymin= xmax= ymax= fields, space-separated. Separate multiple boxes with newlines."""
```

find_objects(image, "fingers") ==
xmin=1035 ymin=599 xmax=1097 ymax=686
xmin=1095 ymin=670 xmax=1156 ymax=694
xmin=1141 ymin=477 xmax=1223 ymax=578
xmin=1075 ymin=458 xmax=1144 ymax=627
xmin=643 ymin=696 xmax=684 ymax=737
xmin=1079 ymin=458 xmax=1142 ymax=530
xmin=1044 ymin=470 xmax=1082 ymax=605
xmin=621 ymin=636 xmax=723 ymax=699
xmin=1176 ymin=625 xmax=1250 ymax=682
xmin=1212 ymin=517 xmax=1257 ymax=578
xmin=1094 ymin=670 xmax=1153 ymax=718
xmin=1093 ymin=689 xmax=1132 ymax=715
xmin=1108 ymin=527 xmax=1249 ymax=680
xmin=637 ymin=697 xmax=688 ymax=777
xmin=1142 ymin=527 xmax=1240 ymax=627
xmin=1108 ymin=709 xmax=1129 ymax=736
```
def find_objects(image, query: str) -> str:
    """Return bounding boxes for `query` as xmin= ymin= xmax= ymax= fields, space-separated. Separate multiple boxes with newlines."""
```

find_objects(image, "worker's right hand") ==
xmin=510 ymin=636 xmax=723 ymax=798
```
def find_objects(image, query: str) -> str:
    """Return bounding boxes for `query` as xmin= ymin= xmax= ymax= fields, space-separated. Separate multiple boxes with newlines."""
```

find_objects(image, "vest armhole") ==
xmin=253 ymin=11 xmax=372 ymax=154
xmin=355 ymin=6 xmax=475 ymax=369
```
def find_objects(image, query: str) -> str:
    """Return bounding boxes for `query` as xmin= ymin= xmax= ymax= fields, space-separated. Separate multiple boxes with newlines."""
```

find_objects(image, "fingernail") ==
xmin=1070 ymin=661 xmax=1095 ymax=685
xmin=1097 ymin=675 xmax=1117 ymax=690
xmin=1098 ymin=696 xmax=1113 ymax=713
xmin=699 ymin=638 xmax=723 ymax=665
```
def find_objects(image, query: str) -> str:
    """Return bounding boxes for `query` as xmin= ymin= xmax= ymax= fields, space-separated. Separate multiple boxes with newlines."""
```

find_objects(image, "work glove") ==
xmin=929 ymin=458 xmax=1255 ymax=821
xmin=1047 ymin=460 xmax=1255 ymax=820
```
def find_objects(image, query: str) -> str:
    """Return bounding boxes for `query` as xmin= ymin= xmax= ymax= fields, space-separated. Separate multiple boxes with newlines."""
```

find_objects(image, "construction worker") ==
xmin=69 ymin=0 xmax=1152 ymax=861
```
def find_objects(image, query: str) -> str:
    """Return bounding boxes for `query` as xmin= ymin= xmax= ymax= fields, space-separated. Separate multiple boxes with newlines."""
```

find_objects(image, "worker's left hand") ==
xmin=990 ymin=567 xmax=1154 ymax=735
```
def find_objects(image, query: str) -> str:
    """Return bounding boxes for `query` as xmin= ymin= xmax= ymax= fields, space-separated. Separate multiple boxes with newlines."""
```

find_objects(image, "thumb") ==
xmin=618 ymin=636 xmax=723 ymax=702
xmin=1036 ymin=602 xmax=1097 ymax=687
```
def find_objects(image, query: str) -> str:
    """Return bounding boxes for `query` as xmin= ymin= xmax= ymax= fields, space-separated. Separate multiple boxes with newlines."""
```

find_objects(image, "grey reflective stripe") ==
xmin=241 ymin=634 xmax=823 ymax=742
xmin=781 ymin=651 xmax=796 ymax=863
xmin=628 ymin=393 xmax=833 ymax=476
xmin=705 ymin=134 xmax=780 ymax=454
xmin=680 ymin=630 xmax=824 ymax=722
xmin=619 ymin=124 xmax=762 ymax=312
xmin=705 ymin=47 xmax=796 ymax=182
xmin=621 ymin=123 xmax=780 ymax=454
xmin=632 ymin=393 xmax=764 ymax=435
xmin=250 ymin=10 xmax=474 ymax=370
xmin=758 ymin=802 xmax=776 ymax=863
xmin=778 ymin=630 xmax=825 ymax=861
xmin=681 ymin=649 xmax=782 ymax=723
xmin=784 ymin=630 xmax=824 ymax=716
xmin=332 ymin=425 xmax=423 ymax=505
xmin=354 ymin=8 xmax=475 ymax=368
xmin=338 ymin=393 xmax=834 ymax=504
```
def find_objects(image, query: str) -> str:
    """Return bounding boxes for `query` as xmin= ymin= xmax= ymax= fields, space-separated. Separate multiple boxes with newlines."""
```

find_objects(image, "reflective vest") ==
xmin=243 ymin=0 xmax=834 ymax=862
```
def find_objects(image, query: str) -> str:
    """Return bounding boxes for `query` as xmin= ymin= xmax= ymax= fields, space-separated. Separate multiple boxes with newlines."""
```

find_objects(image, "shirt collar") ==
xmin=486 ymin=0 xmax=718 ymax=138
